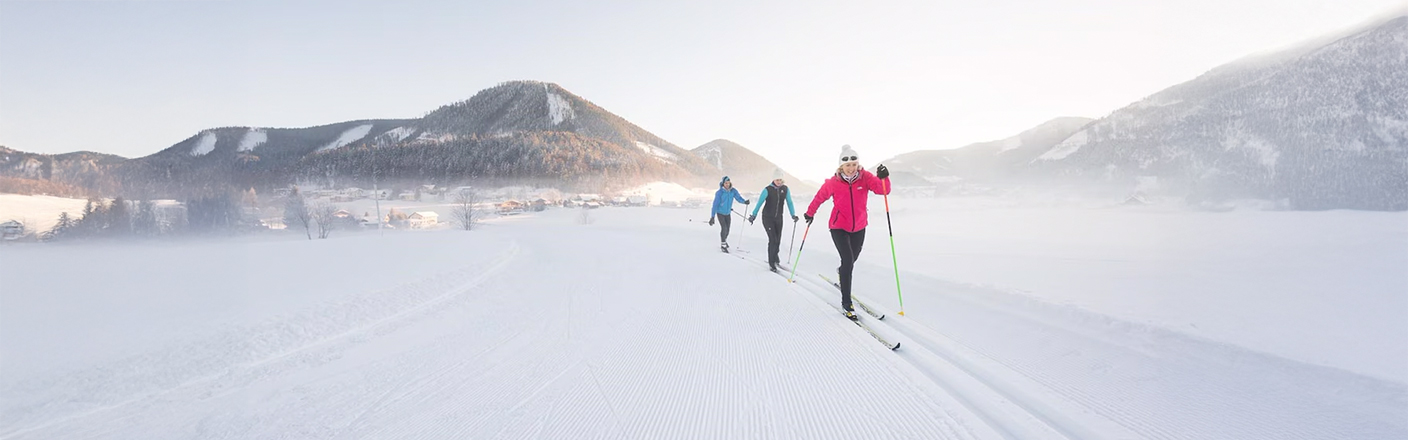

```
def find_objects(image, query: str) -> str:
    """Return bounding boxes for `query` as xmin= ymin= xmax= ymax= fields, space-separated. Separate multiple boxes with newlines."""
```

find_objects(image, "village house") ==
xmin=407 ymin=211 xmax=439 ymax=229
xmin=1 ymin=220 xmax=23 ymax=241
xmin=498 ymin=200 xmax=525 ymax=215
xmin=419 ymin=184 xmax=440 ymax=197
xmin=332 ymin=188 xmax=364 ymax=202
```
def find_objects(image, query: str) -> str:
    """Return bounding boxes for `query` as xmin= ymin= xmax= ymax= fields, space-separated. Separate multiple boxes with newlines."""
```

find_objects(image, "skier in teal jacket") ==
xmin=748 ymin=168 xmax=798 ymax=272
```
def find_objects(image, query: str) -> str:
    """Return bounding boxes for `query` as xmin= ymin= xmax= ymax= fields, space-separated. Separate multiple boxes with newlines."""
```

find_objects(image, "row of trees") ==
xmin=38 ymin=190 xmax=265 ymax=241
xmin=16 ymin=184 xmax=488 ymax=244
xmin=45 ymin=197 xmax=180 ymax=241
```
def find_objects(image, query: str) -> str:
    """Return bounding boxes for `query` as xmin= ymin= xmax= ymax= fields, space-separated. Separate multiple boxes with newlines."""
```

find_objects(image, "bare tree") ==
xmin=450 ymin=190 xmax=482 ymax=231
xmin=283 ymin=190 xmax=313 ymax=240
xmin=312 ymin=202 xmax=339 ymax=239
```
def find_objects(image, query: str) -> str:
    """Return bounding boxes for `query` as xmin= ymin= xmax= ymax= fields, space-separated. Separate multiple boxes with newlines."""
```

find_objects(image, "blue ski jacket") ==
xmin=711 ymin=176 xmax=748 ymax=216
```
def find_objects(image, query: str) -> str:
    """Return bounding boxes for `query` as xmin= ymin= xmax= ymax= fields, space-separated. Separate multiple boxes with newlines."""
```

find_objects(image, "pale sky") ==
xmin=2 ymin=0 xmax=1404 ymax=180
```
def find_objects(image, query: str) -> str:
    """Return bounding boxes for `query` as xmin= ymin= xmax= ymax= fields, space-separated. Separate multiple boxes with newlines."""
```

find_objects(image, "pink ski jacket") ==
xmin=806 ymin=169 xmax=891 ymax=233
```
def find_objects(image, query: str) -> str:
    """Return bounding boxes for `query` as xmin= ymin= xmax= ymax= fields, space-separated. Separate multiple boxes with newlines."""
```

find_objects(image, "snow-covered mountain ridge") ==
xmin=883 ymin=16 xmax=1407 ymax=210
xmin=1034 ymin=16 xmax=1408 ymax=210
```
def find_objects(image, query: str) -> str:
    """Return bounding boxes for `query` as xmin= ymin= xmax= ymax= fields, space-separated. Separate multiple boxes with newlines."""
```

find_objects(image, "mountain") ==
xmin=409 ymin=81 xmax=718 ymax=178
xmin=881 ymin=117 xmax=1093 ymax=184
xmin=0 ymin=146 xmax=125 ymax=196
xmin=111 ymin=120 xmax=413 ymax=197
xmin=691 ymin=139 xmax=812 ymax=194
xmin=1030 ymin=16 xmax=1408 ymax=210
xmin=13 ymin=81 xmax=733 ymax=198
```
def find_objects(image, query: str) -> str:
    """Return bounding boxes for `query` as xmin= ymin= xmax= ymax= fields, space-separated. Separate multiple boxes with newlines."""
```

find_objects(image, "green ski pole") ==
xmin=787 ymin=223 xmax=812 ymax=283
xmin=882 ymin=178 xmax=905 ymax=316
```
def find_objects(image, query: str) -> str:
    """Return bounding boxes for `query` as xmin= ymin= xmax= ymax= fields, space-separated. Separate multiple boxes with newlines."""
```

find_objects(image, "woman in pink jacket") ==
xmin=804 ymin=145 xmax=890 ymax=320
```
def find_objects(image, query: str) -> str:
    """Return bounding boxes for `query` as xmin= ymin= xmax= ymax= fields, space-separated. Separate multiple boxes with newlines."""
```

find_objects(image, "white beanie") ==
xmin=772 ymin=167 xmax=784 ymax=180
xmin=839 ymin=144 xmax=859 ymax=165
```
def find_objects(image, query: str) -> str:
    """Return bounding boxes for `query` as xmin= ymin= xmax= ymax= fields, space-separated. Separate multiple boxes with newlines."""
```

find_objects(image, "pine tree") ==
xmin=73 ymin=198 xmax=109 ymax=238
xmin=109 ymin=197 xmax=130 ymax=236
xmin=74 ymin=199 xmax=97 ymax=238
xmin=45 ymin=212 xmax=74 ymax=241
xmin=133 ymin=200 xmax=158 ymax=237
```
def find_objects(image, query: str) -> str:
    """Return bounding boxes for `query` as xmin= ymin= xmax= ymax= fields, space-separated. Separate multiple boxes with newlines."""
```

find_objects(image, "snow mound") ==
xmin=635 ymin=142 xmax=678 ymax=162
xmin=238 ymin=129 xmax=267 ymax=152
xmin=189 ymin=132 xmax=217 ymax=156
xmin=546 ymin=90 xmax=575 ymax=125
xmin=379 ymin=127 xmax=415 ymax=143
xmin=1037 ymin=130 xmax=1089 ymax=161
xmin=317 ymin=124 xmax=375 ymax=152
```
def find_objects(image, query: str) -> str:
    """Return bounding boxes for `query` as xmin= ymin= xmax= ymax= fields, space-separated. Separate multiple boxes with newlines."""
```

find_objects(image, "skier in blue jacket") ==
xmin=748 ymin=168 xmax=798 ymax=272
xmin=709 ymin=176 xmax=749 ymax=252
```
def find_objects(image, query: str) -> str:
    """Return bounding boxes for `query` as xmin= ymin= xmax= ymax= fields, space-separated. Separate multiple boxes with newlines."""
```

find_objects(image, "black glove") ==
xmin=743 ymin=200 xmax=750 ymax=205
xmin=875 ymin=164 xmax=889 ymax=179
xmin=708 ymin=216 xmax=715 ymax=226
xmin=748 ymin=215 xmax=756 ymax=224
xmin=804 ymin=214 xmax=814 ymax=225
xmin=792 ymin=215 xmax=799 ymax=222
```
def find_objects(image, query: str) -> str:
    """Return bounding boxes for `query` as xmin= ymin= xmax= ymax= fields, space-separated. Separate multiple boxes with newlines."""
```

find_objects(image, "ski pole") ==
xmin=787 ymin=223 xmax=811 ymax=283
xmin=787 ymin=217 xmax=798 ymax=264
xmin=882 ymin=179 xmax=905 ymax=316
xmin=733 ymin=208 xmax=749 ymax=251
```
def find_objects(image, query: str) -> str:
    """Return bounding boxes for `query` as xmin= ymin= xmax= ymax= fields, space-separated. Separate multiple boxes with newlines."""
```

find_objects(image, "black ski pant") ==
xmin=717 ymin=214 xmax=732 ymax=243
xmin=762 ymin=215 xmax=784 ymax=266
xmin=830 ymin=228 xmax=867 ymax=311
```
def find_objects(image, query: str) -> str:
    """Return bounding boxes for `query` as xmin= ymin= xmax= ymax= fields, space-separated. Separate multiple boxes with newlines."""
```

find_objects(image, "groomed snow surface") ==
xmin=1 ymin=201 xmax=1404 ymax=439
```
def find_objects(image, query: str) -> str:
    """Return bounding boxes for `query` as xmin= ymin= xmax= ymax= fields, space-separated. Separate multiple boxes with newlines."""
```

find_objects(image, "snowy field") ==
xmin=1 ymin=199 xmax=1405 ymax=439
xmin=0 ymin=194 xmax=87 ymax=234
xmin=883 ymin=196 xmax=1408 ymax=384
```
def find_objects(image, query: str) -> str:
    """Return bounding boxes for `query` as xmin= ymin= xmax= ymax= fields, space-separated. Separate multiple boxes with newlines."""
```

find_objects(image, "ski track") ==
xmin=898 ymin=270 xmax=1408 ymax=440
xmin=482 ymin=223 xmax=980 ymax=440
xmin=239 ymin=221 xmax=964 ymax=438
xmin=730 ymin=248 xmax=1406 ymax=440
xmin=1 ymin=242 xmax=523 ymax=439
xmin=735 ymin=252 xmax=1063 ymax=439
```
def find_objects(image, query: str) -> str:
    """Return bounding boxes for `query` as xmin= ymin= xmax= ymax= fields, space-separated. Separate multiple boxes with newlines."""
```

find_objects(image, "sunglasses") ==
xmin=841 ymin=156 xmax=858 ymax=162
